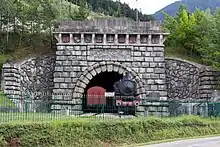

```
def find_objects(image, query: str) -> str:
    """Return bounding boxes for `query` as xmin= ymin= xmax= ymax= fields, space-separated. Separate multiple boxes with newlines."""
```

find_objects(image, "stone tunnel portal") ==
xmin=82 ymin=71 xmax=123 ymax=113
xmin=85 ymin=72 xmax=123 ymax=93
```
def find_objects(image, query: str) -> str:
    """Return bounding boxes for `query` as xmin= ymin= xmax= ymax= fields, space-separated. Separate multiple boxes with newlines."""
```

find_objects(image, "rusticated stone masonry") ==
xmin=51 ymin=18 xmax=168 ymax=114
xmin=1 ymin=55 xmax=56 ymax=112
xmin=165 ymin=57 xmax=220 ymax=101
xmin=1 ymin=63 xmax=21 ymax=99
xmin=52 ymin=45 xmax=167 ymax=100
xmin=199 ymin=68 xmax=220 ymax=100
xmin=165 ymin=58 xmax=201 ymax=100
xmin=19 ymin=56 xmax=56 ymax=100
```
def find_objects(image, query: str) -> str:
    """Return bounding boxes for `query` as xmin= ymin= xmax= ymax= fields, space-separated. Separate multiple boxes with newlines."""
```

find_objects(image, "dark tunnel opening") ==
xmin=82 ymin=72 xmax=123 ymax=113
xmin=85 ymin=72 xmax=123 ymax=92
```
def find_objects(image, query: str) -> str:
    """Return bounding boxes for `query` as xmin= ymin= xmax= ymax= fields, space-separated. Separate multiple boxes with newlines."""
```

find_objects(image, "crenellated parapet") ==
xmin=53 ymin=18 xmax=169 ymax=46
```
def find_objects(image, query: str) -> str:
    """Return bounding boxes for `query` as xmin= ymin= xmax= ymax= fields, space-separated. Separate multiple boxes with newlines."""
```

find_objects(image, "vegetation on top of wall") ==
xmin=0 ymin=0 xmax=151 ymax=59
xmin=165 ymin=47 xmax=204 ymax=65
xmin=164 ymin=5 xmax=220 ymax=69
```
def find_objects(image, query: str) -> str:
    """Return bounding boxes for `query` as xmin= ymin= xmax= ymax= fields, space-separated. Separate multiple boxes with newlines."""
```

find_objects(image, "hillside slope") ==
xmin=0 ymin=0 xmax=108 ymax=63
xmin=69 ymin=0 xmax=154 ymax=21
xmin=154 ymin=0 xmax=220 ymax=20
xmin=49 ymin=0 xmax=108 ymax=21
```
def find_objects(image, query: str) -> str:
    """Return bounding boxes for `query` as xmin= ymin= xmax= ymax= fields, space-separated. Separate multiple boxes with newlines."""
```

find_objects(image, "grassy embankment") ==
xmin=0 ymin=116 xmax=220 ymax=147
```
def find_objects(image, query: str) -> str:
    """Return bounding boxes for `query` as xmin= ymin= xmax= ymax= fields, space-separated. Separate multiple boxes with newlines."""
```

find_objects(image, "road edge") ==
xmin=120 ymin=134 xmax=220 ymax=147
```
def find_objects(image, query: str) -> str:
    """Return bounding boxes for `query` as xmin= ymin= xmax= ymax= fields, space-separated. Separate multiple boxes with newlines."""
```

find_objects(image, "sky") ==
xmin=114 ymin=0 xmax=179 ymax=14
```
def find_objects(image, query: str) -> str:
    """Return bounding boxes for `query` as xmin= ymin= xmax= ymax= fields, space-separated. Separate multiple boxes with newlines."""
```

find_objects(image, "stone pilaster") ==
xmin=70 ymin=34 xmax=73 ymax=43
xmin=58 ymin=33 xmax=62 ymax=43
xmin=81 ymin=34 xmax=84 ymax=43
xmin=126 ymin=34 xmax=129 ymax=44
xmin=148 ymin=34 xmax=152 ymax=44
xmin=2 ymin=63 xmax=21 ymax=99
xmin=103 ymin=34 xmax=107 ymax=44
xmin=115 ymin=34 xmax=118 ymax=44
xmin=92 ymin=34 xmax=95 ymax=44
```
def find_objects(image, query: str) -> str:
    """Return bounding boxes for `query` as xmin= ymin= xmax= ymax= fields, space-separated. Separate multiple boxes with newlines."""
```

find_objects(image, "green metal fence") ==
xmin=0 ymin=93 xmax=220 ymax=123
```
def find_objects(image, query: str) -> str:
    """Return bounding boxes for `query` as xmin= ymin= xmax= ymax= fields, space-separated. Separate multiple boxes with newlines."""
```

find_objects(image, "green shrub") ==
xmin=0 ymin=136 xmax=6 ymax=147
xmin=0 ymin=116 xmax=220 ymax=147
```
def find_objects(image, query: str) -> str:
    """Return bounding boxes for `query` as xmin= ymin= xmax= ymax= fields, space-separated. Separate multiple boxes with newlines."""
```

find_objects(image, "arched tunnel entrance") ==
xmin=86 ymin=72 xmax=123 ymax=92
xmin=82 ymin=72 xmax=123 ymax=113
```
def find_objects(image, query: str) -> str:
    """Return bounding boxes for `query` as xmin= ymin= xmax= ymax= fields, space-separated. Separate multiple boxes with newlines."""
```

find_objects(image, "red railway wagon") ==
xmin=87 ymin=86 xmax=106 ymax=105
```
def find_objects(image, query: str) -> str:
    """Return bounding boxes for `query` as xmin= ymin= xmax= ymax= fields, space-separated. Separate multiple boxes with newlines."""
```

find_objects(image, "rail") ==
xmin=0 ymin=94 xmax=219 ymax=123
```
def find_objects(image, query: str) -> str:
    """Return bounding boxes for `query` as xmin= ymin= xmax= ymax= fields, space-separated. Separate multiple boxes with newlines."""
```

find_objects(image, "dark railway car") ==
xmin=113 ymin=72 xmax=140 ymax=114
xmin=83 ymin=86 xmax=107 ymax=113
xmin=87 ymin=86 xmax=106 ymax=105
xmin=114 ymin=72 xmax=140 ymax=100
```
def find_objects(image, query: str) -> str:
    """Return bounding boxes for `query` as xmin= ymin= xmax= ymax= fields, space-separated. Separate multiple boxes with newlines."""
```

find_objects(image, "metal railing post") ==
xmin=102 ymin=103 xmax=104 ymax=120
xmin=54 ymin=94 xmax=56 ymax=119
xmin=25 ymin=95 xmax=28 ymax=120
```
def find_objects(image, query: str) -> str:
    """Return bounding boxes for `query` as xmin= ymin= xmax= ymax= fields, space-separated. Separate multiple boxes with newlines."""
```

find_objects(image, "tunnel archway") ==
xmin=83 ymin=71 xmax=123 ymax=113
xmin=73 ymin=62 xmax=145 ymax=114
xmin=85 ymin=72 xmax=123 ymax=93
xmin=73 ymin=62 xmax=144 ymax=97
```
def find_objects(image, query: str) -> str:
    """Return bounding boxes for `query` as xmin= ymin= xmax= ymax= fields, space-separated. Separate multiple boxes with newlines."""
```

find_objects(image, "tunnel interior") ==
xmin=85 ymin=72 xmax=123 ymax=92
xmin=82 ymin=72 xmax=123 ymax=113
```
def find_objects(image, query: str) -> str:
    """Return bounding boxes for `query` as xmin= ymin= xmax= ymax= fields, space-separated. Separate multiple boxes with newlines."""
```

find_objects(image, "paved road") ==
xmin=142 ymin=136 xmax=220 ymax=147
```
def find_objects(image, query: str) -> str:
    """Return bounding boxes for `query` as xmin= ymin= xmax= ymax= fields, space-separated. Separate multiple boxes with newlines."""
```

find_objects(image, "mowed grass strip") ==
xmin=0 ymin=116 xmax=220 ymax=147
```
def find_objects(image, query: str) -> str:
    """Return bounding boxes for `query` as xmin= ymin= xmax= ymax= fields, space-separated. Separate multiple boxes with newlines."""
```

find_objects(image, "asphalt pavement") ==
xmin=141 ymin=136 xmax=220 ymax=147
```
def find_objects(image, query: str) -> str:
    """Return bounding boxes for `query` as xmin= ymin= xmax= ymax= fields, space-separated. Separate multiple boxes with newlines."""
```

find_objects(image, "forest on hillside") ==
xmin=0 ymin=0 xmax=220 ymax=71
xmin=164 ymin=5 xmax=220 ymax=69
xmin=0 ymin=0 xmax=99 ymax=66
xmin=0 ymin=0 xmax=97 ymax=76
xmin=0 ymin=0 xmax=152 ymax=60
xmin=68 ymin=0 xmax=154 ymax=21
xmin=154 ymin=0 xmax=220 ymax=20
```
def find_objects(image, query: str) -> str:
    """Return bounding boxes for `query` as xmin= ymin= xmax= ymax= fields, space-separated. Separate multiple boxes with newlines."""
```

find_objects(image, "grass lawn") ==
xmin=1 ymin=115 xmax=220 ymax=147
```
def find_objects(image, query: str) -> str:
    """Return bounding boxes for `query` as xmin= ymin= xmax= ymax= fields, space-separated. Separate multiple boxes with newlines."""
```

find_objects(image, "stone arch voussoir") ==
xmin=72 ymin=62 xmax=144 ymax=97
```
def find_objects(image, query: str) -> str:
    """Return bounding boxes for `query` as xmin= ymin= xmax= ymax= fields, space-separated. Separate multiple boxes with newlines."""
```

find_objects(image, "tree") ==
xmin=69 ymin=0 xmax=154 ymax=21
xmin=196 ymin=9 xmax=220 ymax=68
xmin=73 ymin=0 xmax=90 ymax=20
xmin=116 ymin=1 xmax=123 ymax=17
xmin=164 ymin=5 xmax=199 ymax=54
xmin=164 ymin=4 xmax=220 ymax=69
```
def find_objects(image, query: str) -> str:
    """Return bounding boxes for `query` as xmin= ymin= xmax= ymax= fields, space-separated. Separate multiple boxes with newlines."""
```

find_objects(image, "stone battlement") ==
xmin=53 ymin=18 xmax=168 ymax=45
xmin=54 ymin=18 xmax=167 ymax=34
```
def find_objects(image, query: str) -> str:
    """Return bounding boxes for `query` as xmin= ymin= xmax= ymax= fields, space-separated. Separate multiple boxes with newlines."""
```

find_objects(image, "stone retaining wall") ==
xmin=2 ymin=56 xmax=220 ymax=116
xmin=1 ymin=56 xmax=56 ymax=102
xmin=165 ymin=57 xmax=220 ymax=101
